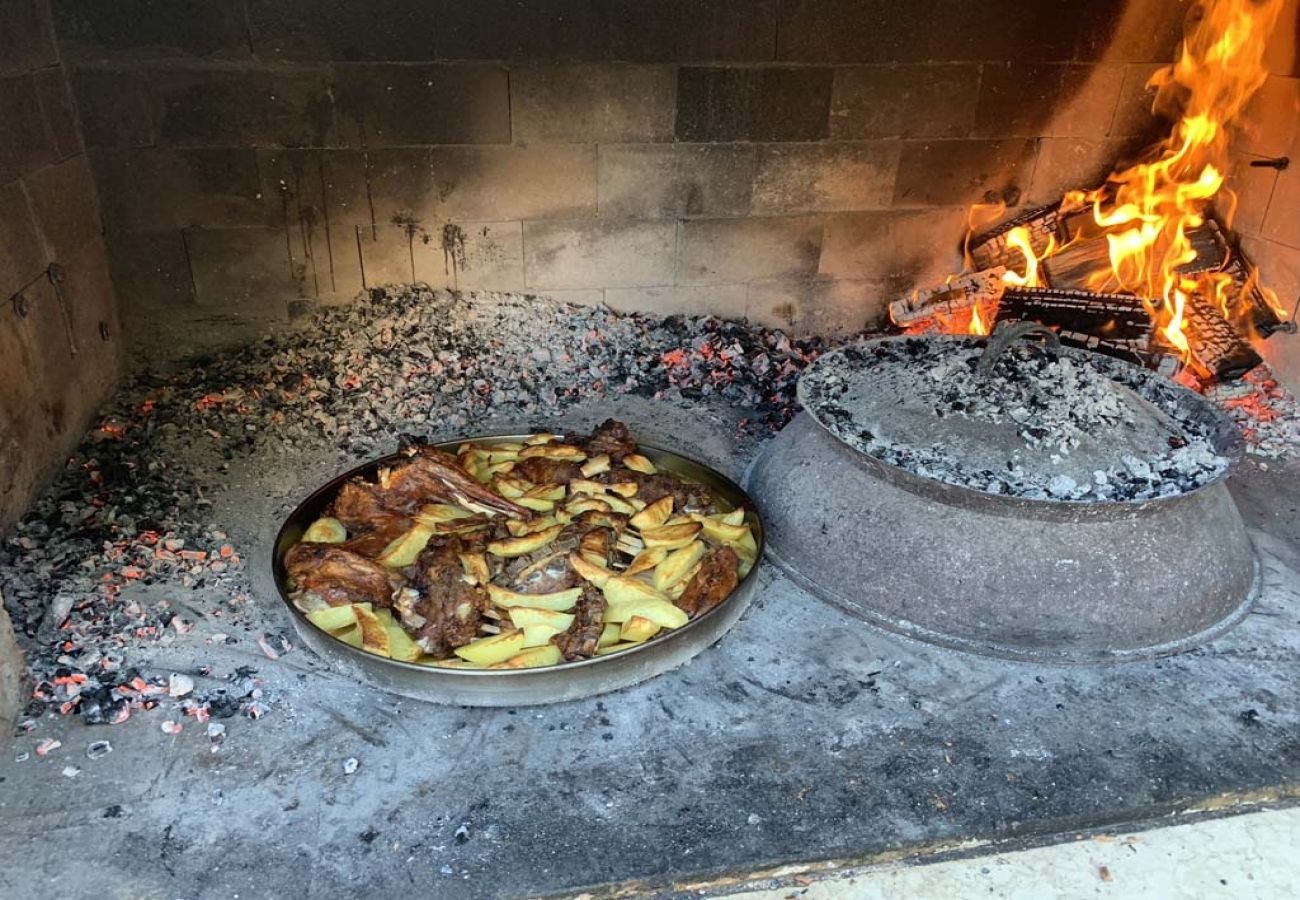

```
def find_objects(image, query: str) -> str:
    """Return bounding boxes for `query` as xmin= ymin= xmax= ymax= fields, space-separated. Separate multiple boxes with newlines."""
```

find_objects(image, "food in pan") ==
xmin=284 ymin=420 xmax=758 ymax=669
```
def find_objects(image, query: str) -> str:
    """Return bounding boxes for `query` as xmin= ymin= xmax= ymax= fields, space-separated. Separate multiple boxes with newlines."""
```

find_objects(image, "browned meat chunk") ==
xmin=569 ymin=418 xmax=638 ymax=461
xmin=513 ymin=456 xmax=583 ymax=485
xmin=606 ymin=468 xmax=717 ymax=514
xmin=285 ymin=544 xmax=405 ymax=608
xmin=331 ymin=479 xmax=411 ymax=534
xmin=677 ymin=546 xmax=739 ymax=617
xmin=555 ymin=584 xmax=606 ymax=660
xmin=340 ymin=521 xmax=409 ymax=558
xmin=411 ymin=537 xmax=488 ymax=657
xmin=405 ymin=447 xmax=533 ymax=519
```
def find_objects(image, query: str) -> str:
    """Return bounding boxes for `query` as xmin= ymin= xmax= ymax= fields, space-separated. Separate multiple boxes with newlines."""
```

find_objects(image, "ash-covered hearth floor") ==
xmin=2 ymin=291 xmax=1300 ymax=899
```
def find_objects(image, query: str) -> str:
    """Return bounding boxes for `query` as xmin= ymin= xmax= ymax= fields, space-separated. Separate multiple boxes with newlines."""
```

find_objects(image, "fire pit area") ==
xmin=2 ymin=0 xmax=1300 ymax=896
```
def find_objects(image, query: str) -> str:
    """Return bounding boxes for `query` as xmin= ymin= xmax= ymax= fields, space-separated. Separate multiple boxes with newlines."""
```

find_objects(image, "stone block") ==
xmin=830 ymin=64 xmax=979 ymax=140
xmin=1107 ymin=63 xmax=1167 ymax=138
xmin=818 ymin=209 xmax=967 ymax=290
xmin=746 ymin=277 xmax=888 ymax=334
xmin=92 ymin=147 xmax=269 ymax=232
xmin=603 ymin=283 xmax=749 ymax=319
xmin=355 ymin=222 xmax=414 ymax=287
xmin=1075 ymin=0 xmax=1186 ymax=63
xmin=151 ymin=65 xmax=335 ymax=147
xmin=675 ymin=66 xmax=832 ymax=142
xmin=1262 ymin=165 xmax=1300 ymax=250
xmin=671 ymin=0 xmax=778 ymax=63
xmin=523 ymin=219 xmax=675 ymax=290
xmin=1026 ymin=138 xmax=1139 ymax=205
xmin=56 ymin=237 xmax=121 ymax=361
xmin=975 ymin=64 xmax=1123 ymax=139
xmin=677 ymin=216 xmax=823 ymax=285
xmin=428 ymin=145 xmax=597 ymax=222
xmin=33 ymin=68 xmax=82 ymax=160
xmin=0 ymin=601 xmax=24 ymax=732
xmin=25 ymin=155 xmax=103 ymax=259
xmin=1224 ymin=152 xmax=1280 ymax=237
xmin=70 ymin=65 xmax=156 ymax=146
xmin=0 ymin=0 xmax=56 ymax=75
xmin=512 ymin=65 xmax=676 ymax=143
xmin=334 ymin=63 xmax=509 ymax=146
xmin=1238 ymin=75 xmax=1300 ymax=160
xmin=51 ymin=0 xmax=250 ymax=61
xmin=777 ymin=0 xmax=1094 ymax=64
xmin=528 ymin=288 xmax=607 ymax=307
xmin=183 ymin=227 xmax=303 ymax=313
xmin=751 ymin=142 xmax=899 ymax=214
xmin=434 ymin=0 xmax=620 ymax=61
xmin=104 ymin=229 xmax=196 ymax=313
xmin=892 ymin=139 xmax=1037 ymax=208
xmin=420 ymin=221 xmax=526 ymax=292
xmin=247 ymin=0 xmax=440 ymax=62
xmin=598 ymin=144 xmax=755 ymax=218
xmin=0 ymin=180 xmax=48 ymax=296
xmin=0 ymin=74 xmax=54 ymax=182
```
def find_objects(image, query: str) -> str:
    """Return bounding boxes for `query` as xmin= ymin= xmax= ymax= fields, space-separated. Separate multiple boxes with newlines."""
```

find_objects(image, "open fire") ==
xmin=894 ymin=0 xmax=1295 ymax=386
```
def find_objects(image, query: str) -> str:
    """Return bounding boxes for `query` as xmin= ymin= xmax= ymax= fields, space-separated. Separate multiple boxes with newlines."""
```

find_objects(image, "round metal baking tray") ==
xmin=273 ymin=434 xmax=764 ymax=706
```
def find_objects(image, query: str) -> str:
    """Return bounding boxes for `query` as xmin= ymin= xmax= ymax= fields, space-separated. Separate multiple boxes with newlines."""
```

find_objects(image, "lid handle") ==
xmin=976 ymin=321 xmax=1061 ymax=378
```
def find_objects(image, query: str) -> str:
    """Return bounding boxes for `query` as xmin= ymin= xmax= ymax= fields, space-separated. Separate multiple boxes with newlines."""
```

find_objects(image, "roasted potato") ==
xmin=303 ymin=517 xmax=347 ymax=543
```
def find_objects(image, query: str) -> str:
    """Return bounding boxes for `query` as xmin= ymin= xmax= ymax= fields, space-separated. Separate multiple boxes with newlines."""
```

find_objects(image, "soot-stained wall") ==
xmin=57 ymin=0 xmax=1188 ymax=359
xmin=1 ymin=0 xmax=121 ymax=534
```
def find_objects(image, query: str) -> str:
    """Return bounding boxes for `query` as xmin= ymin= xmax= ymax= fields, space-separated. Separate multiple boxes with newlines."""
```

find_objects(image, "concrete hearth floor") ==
xmin=1 ymin=397 xmax=1299 ymax=899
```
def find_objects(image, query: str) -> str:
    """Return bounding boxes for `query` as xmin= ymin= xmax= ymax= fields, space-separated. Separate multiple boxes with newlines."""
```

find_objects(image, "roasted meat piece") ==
xmin=285 ymin=544 xmax=406 ymax=608
xmin=404 ymin=447 xmax=532 ymax=519
xmin=677 ymin=546 xmax=740 ymax=617
xmin=606 ymin=467 xmax=717 ymax=514
xmin=513 ymin=456 xmax=583 ymax=485
xmin=502 ymin=530 xmax=581 ymax=594
xmin=569 ymin=418 xmax=638 ymax=461
xmin=332 ymin=479 xmax=411 ymax=535
xmin=411 ymin=537 xmax=488 ymax=657
xmin=555 ymin=584 xmax=606 ymax=660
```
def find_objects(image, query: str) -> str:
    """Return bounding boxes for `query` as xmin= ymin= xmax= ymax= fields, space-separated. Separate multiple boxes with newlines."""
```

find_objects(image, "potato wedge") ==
xmin=333 ymin=625 xmax=363 ymax=648
xmin=622 ymin=453 xmax=656 ymax=474
xmin=604 ymin=596 xmax=690 ymax=629
xmin=640 ymin=521 xmax=702 ymax=550
xmin=524 ymin=433 xmax=557 ymax=445
xmin=416 ymin=503 xmax=476 ymax=524
xmin=570 ymin=552 xmax=614 ymax=587
xmin=493 ymin=475 xmax=534 ymax=499
xmin=521 ymin=624 xmax=563 ymax=648
xmin=653 ymin=540 xmax=706 ymax=592
xmin=700 ymin=518 xmax=751 ymax=545
xmin=354 ymin=604 xmax=391 ymax=656
xmin=516 ymin=496 xmax=555 ymax=513
xmin=387 ymin=620 xmax=423 ymax=662
xmin=598 ymin=622 xmax=621 ymax=647
xmin=666 ymin=561 xmax=703 ymax=600
xmin=601 ymin=575 xmax=668 ymax=608
xmin=491 ymin=644 xmax=563 ymax=669
xmin=595 ymin=641 xmax=640 ymax=656
xmin=378 ymin=524 xmax=435 ymax=567
xmin=525 ymin=484 xmax=566 ymax=501
xmin=459 ymin=552 xmax=490 ymax=585
xmin=568 ymin=479 xmax=609 ymax=496
xmin=624 ymin=546 xmax=668 ymax=576
xmin=580 ymin=454 xmax=611 ymax=477
xmin=601 ymin=495 xmax=637 ymax=516
xmin=620 ymin=616 xmax=661 ymax=642
xmin=519 ymin=443 xmax=585 ymax=460
xmin=421 ymin=657 xmax=486 ymax=669
xmin=487 ymin=524 xmax=563 ymax=558
xmin=506 ymin=515 xmax=560 ymax=537
xmin=306 ymin=604 xmax=358 ymax=632
xmin=715 ymin=508 xmax=746 ymax=526
xmin=566 ymin=496 xmax=611 ymax=516
xmin=629 ymin=496 xmax=673 ymax=530
xmin=302 ymin=516 xmax=347 ymax=544
xmin=486 ymin=585 xmax=582 ymax=611
xmin=453 ymin=631 xmax=526 ymax=665
xmin=507 ymin=607 xmax=576 ymax=631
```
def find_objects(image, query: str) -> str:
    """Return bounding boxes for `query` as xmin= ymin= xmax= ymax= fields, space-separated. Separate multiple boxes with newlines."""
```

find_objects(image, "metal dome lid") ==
xmin=796 ymin=324 xmax=1243 ymax=504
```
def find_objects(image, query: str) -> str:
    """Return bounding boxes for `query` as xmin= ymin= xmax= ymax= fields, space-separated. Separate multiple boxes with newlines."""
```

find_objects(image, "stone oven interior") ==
xmin=2 ymin=1 xmax=1300 ymax=896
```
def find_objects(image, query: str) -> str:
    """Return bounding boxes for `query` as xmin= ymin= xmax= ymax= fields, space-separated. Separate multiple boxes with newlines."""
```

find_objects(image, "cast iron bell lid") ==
xmin=796 ymin=323 xmax=1242 ymax=503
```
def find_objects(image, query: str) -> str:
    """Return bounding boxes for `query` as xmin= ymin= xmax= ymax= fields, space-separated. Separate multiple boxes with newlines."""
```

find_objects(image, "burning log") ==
xmin=888 ymin=269 xmax=1007 ymax=327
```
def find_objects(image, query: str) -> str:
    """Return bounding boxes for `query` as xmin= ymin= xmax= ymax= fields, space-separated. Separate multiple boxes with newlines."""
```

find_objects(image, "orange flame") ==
xmin=960 ymin=0 xmax=1285 ymax=358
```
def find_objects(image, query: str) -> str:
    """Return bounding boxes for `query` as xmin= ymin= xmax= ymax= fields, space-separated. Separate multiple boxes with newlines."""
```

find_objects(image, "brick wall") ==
xmin=1227 ymin=0 xmax=1300 ymax=388
xmin=58 ymin=0 xmax=1187 ymax=359
xmin=1 ymin=0 xmax=121 ymax=533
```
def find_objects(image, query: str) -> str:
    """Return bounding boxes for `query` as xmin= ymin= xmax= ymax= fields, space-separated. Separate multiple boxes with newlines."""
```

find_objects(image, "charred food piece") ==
xmin=331 ymin=479 xmax=412 ymax=535
xmin=406 ymin=446 xmax=533 ymax=519
xmin=285 ymin=544 xmax=406 ymax=608
xmin=412 ymin=538 xmax=488 ymax=657
xmin=555 ymin=584 xmax=607 ymax=660
xmin=571 ymin=418 xmax=638 ymax=461
xmin=677 ymin=546 xmax=740 ymax=617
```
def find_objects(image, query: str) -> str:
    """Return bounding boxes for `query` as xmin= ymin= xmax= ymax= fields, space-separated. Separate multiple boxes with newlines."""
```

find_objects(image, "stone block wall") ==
xmin=57 ymin=0 xmax=1190 ymax=359
xmin=1 ymin=0 xmax=121 ymax=533
xmin=1227 ymin=0 xmax=1300 ymax=388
